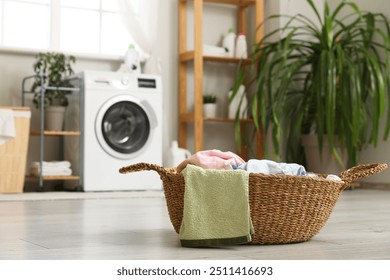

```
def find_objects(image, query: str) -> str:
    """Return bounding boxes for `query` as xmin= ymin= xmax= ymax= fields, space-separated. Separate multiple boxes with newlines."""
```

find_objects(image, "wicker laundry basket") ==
xmin=119 ymin=162 xmax=387 ymax=245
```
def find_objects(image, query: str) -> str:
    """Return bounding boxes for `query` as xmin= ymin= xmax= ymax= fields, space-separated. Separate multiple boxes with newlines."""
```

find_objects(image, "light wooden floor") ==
xmin=0 ymin=188 xmax=389 ymax=260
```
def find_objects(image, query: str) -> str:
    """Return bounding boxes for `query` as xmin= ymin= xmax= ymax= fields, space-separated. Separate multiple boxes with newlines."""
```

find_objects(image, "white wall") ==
xmin=262 ymin=0 xmax=324 ymax=37
xmin=155 ymin=0 xmax=178 ymax=164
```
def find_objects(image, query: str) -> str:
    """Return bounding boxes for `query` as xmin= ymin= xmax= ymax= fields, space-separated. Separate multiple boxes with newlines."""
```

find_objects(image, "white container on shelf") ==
xmin=235 ymin=32 xmax=248 ymax=59
xmin=222 ymin=28 xmax=236 ymax=57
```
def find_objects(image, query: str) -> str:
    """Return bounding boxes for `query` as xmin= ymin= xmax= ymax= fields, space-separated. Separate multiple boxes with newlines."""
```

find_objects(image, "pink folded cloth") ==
xmin=176 ymin=149 xmax=245 ymax=172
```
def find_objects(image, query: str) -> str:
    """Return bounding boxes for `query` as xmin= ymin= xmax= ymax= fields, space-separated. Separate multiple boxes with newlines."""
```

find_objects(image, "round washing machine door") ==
xmin=95 ymin=95 xmax=155 ymax=159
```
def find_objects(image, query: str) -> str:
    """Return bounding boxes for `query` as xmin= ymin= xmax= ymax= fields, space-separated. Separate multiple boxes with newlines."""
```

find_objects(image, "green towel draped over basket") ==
xmin=180 ymin=164 xmax=253 ymax=247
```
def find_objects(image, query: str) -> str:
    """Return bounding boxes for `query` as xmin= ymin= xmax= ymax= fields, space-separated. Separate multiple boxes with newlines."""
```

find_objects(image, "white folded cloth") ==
xmin=238 ymin=159 xmax=307 ymax=176
xmin=30 ymin=161 xmax=71 ymax=168
xmin=30 ymin=161 xmax=72 ymax=176
xmin=203 ymin=44 xmax=227 ymax=57
xmin=307 ymin=173 xmax=341 ymax=181
xmin=0 ymin=109 xmax=16 ymax=145
xmin=30 ymin=168 xmax=72 ymax=177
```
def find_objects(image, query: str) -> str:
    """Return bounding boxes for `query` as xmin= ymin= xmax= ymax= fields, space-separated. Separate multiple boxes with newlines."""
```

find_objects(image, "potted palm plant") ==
xmin=233 ymin=0 xmax=390 ymax=172
xmin=31 ymin=52 xmax=76 ymax=131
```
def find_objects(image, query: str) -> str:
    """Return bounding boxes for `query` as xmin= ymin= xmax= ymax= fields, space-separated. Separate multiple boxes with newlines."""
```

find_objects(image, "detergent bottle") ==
xmin=124 ymin=44 xmax=141 ymax=74
xmin=222 ymin=28 xmax=236 ymax=57
xmin=235 ymin=32 xmax=248 ymax=59
xmin=166 ymin=141 xmax=191 ymax=167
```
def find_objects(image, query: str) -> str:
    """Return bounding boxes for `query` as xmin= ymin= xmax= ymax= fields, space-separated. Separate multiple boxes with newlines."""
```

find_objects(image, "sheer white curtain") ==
xmin=117 ymin=0 xmax=161 ymax=74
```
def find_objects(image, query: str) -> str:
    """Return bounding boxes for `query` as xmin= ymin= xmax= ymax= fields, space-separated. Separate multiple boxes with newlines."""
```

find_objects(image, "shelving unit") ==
xmin=22 ymin=75 xmax=82 ymax=191
xmin=178 ymin=0 xmax=264 ymax=159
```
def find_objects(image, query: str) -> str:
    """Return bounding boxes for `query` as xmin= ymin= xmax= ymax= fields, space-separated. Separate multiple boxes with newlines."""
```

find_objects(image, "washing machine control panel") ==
xmin=82 ymin=72 xmax=160 ymax=91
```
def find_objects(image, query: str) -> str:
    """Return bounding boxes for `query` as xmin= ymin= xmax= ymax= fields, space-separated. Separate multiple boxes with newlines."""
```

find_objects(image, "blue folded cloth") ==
xmin=237 ymin=159 xmax=307 ymax=176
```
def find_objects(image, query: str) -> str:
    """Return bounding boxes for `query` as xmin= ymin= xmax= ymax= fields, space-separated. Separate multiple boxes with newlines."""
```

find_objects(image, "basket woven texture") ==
xmin=119 ymin=163 xmax=387 ymax=245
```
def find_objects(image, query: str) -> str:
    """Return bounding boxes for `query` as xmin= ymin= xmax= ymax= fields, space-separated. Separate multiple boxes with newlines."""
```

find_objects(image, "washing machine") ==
xmin=65 ymin=70 xmax=163 ymax=191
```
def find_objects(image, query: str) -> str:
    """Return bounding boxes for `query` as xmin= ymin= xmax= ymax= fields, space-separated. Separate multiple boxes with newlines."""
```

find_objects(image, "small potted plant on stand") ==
xmin=31 ymin=52 xmax=76 ymax=131
xmin=203 ymin=94 xmax=217 ymax=118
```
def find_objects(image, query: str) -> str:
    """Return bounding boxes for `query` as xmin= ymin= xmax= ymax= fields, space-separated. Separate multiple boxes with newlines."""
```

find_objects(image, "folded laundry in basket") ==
xmin=0 ymin=109 xmax=16 ymax=145
xmin=180 ymin=164 xmax=253 ymax=247
xmin=237 ymin=159 xmax=307 ymax=175
xmin=30 ymin=161 xmax=72 ymax=176
xmin=176 ymin=149 xmax=245 ymax=172
xmin=307 ymin=173 xmax=342 ymax=181
xmin=239 ymin=159 xmax=342 ymax=180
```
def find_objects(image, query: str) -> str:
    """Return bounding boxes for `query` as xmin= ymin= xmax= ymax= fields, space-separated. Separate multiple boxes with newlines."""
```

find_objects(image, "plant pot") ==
xmin=203 ymin=104 xmax=217 ymax=118
xmin=301 ymin=134 xmax=347 ymax=175
xmin=45 ymin=106 xmax=66 ymax=131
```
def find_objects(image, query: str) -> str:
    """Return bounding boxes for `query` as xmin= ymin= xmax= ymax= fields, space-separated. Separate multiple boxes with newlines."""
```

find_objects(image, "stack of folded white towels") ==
xmin=30 ymin=161 xmax=72 ymax=177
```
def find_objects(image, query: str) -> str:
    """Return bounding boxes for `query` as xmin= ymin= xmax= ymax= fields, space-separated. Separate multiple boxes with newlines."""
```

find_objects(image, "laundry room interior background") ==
xmin=1 ymin=0 xmax=390 ymax=191
xmin=0 ymin=0 xmax=177 ymax=192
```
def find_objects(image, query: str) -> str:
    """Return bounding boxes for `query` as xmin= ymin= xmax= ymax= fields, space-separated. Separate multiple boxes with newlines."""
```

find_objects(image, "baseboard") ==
xmin=359 ymin=182 xmax=390 ymax=191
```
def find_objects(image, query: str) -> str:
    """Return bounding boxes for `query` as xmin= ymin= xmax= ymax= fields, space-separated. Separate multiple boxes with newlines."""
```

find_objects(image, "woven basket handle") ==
xmin=119 ymin=162 xmax=172 ymax=178
xmin=339 ymin=163 xmax=388 ymax=185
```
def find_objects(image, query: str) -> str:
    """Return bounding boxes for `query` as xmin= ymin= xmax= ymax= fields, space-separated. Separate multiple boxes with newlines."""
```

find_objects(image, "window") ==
xmin=0 ymin=0 xmax=138 ymax=56
xmin=0 ymin=0 xmax=50 ymax=49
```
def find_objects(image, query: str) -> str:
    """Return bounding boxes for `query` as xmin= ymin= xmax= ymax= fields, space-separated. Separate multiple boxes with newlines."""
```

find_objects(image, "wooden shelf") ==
xmin=26 ymin=175 xmax=80 ymax=181
xmin=21 ymin=75 xmax=83 ymax=191
xmin=182 ymin=0 xmax=256 ymax=7
xmin=204 ymin=117 xmax=254 ymax=123
xmin=179 ymin=51 xmax=251 ymax=64
xmin=178 ymin=0 xmax=264 ymax=159
xmin=29 ymin=130 xmax=81 ymax=182
xmin=0 ymin=106 xmax=30 ymax=111
xmin=180 ymin=113 xmax=254 ymax=123
xmin=30 ymin=130 xmax=80 ymax=136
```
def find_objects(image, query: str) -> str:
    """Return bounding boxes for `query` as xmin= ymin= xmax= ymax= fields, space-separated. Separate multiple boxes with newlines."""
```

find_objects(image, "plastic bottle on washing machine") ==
xmin=124 ymin=44 xmax=141 ymax=74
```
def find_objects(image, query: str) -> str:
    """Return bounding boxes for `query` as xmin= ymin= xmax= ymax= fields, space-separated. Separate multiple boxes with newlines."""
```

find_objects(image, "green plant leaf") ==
xmin=31 ymin=52 xmax=76 ymax=108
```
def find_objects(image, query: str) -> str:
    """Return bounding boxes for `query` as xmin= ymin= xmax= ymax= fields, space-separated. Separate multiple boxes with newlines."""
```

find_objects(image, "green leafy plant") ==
xmin=233 ymin=0 xmax=390 ymax=167
xmin=203 ymin=94 xmax=217 ymax=104
xmin=31 ymin=52 xmax=76 ymax=108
